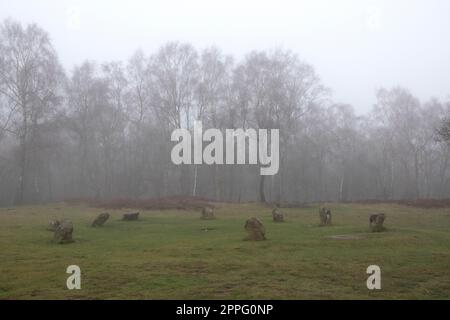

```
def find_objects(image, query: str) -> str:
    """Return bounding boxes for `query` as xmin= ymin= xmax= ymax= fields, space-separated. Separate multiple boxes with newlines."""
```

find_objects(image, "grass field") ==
xmin=0 ymin=202 xmax=449 ymax=299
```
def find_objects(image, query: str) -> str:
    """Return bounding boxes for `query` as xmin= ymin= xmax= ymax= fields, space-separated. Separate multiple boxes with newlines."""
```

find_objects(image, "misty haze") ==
xmin=0 ymin=0 xmax=449 ymax=302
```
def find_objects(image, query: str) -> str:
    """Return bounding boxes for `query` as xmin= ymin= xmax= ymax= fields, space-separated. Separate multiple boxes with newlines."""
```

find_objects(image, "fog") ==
xmin=1 ymin=0 xmax=450 ymax=113
xmin=1 ymin=1 xmax=450 ymax=206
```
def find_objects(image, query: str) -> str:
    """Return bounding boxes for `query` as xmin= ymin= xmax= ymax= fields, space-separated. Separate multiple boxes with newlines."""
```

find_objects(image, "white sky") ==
xmin=1 ymin=0 xmax=450 ymax=114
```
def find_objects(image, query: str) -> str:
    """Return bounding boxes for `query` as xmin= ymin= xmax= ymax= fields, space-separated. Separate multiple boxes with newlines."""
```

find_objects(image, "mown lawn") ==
xmin=0 ymin=202 xmax=449 ymax=299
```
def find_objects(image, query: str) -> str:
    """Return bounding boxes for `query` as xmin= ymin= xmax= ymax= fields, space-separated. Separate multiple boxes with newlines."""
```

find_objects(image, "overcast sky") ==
xmin=1 ymin=0 xmax=449 ymax=114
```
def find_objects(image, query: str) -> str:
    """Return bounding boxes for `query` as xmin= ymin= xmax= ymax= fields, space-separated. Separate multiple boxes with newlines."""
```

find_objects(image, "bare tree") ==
xmin=234 ymin=49 xmax=327 ymax=202
xmin=195 ymin=47 xmax=233 ymax=198
xmin=151 ymin=42 xmax=199 ymax=195
xmin=66 ymin=61 xmax=105 ymax=197
xmin=125 ymin=50 xmax=153 ymax=196
xmin=1 ymin=19 xmax=450 ymax=205
xmin=0 ymin=19 xmax=64 ymax=204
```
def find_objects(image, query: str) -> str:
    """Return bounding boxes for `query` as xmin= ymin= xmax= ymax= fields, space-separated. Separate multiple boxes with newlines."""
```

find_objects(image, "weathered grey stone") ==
xmin=122 ymin=212 xmax=139 ymax=221
xmin=54 ymin=219 xmax=73 ymax=244
xmin=47 ymin=219 xmax=61 ymax=231
xmin=244 ymin=217 xmax=266 ymax=241
xmin=272 ymin=208 xmax=284 ymax=222
xmin=319 ymin=207 xmax=332 ymax=226
xmin=92 ymin=212 xmax=110 ymax=227
xmin=201 ymin=207 xmax=215 ymax=220
xmin=369 ymin=213 xmax=386 ymax=232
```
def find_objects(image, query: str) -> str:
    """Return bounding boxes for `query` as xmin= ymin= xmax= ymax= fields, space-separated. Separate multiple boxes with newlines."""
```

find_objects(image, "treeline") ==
xmin=1 ymin=18 xmax=449 ymax=206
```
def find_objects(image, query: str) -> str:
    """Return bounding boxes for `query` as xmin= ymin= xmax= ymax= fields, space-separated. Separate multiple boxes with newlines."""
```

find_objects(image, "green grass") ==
xmin=0 ymin=202 xmax=449 ymax=299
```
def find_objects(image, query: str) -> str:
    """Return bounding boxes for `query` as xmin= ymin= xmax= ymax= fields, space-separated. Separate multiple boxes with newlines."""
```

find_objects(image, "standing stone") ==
xmin=369 ymin=213 xmax=386 ymax=232
xmin=122 ymin=212 xmax=139 ymax=221
xmin=272 ymin=208 xmax=284 ymax=222
xmin=47 ymin=219 xmax=61 ymax=231
xmin=319 ymin=208 xmax=326 ymax=225
xmin=244 ymin=217 xmax=266 ymax=241
xmin=325 ymin=209 xmax=332 ymax=225
xmin=54 ymin=219 xmax=74 ymax=244
xmin=201 ymin=207 xmax=215 ymax=220
xmin=92 ymin=212 xmax=110 ymax=227
xmin=319 ymin=207 xmax=332 ymax=226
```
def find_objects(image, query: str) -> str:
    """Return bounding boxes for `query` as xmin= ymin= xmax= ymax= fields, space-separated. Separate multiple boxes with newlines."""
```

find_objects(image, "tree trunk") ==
xmin=339 ymin=174 xmax=344 ymax=202
xmin=16 ymin=110 xmax=28 ymax=204
xmin=16 ymin=136 xmax=27 ymax=204
xmin=259 ymin=174 xmax=266 ymax=203
xmin=192 ymin=164 xmax=198 ymax=196
xmin=414 ymin=151 xmax=420 ymax=199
